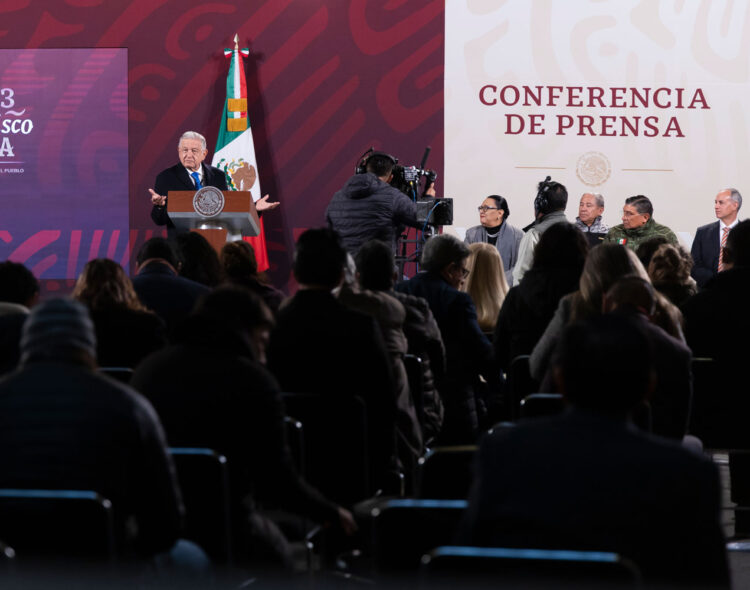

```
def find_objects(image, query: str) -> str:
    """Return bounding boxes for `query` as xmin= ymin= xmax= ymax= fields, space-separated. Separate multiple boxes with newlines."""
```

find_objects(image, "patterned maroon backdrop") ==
xmin=0 ymin=0 xmax=444 ymax=291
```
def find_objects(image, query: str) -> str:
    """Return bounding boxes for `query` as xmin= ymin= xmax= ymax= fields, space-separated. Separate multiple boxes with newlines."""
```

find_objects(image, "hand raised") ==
xmin=149 ymin=189 xmax=166 ymax=206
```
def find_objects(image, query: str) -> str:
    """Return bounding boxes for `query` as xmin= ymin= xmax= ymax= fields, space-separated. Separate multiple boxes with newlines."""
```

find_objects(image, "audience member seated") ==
xmin=605 ymin=194 xmax=679 ymax=251
xmin=131 ymin=237 xmax=209 ymax=336
xmin=464 ymin=195 xmax=523 ymax=286
xmin=72 ymin=258 xmax=167 ymax=368
xmin=602 ymin=277 xmax=692 ymax=440
xmin=682 ymin=219 xmax=750 ymax=534
xmin=131 ymin=287 xmax=355 ymax=568
xmin=634 ymin=235 xmax=670 ymax=270
xmin=0 ymin=261 xmax=39 ymax=375
xmin=220 ymin=240 xmax=284 ymax=315
xmin=337 ymin=254 xmax=422 ymax=487
xmin=646 ymin=243 xmax=697 ymax=308
xmin=493 ymin=223 xmax=588 ymax=372
xmin=460 ymin=314 xmax=729 ymax=588
xmin=0 ymin=299 xmax=183 ymax=559
xmin=462 ymin=242 xmax=509 ymax=334
xmin=356 ymin=240 xmax=446 ymax=447
xmin=266 ymin=228 xmax=398 ymax=494
xmin=175 ymin=231 xmax=223 ymax=287
xmin=529 ymin=244 xmax=683 ymax=382
xmin=396 ymin=234 xmax=496 ymax=444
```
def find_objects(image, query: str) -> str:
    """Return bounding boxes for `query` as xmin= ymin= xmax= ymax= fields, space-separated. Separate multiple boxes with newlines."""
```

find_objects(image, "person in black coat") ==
xmin=131 ymin=238 xmax=209 ymax=337
xmin=73 ymin=258 xmax=166 ymax=368
xmin=267 ymin=229 xmax=398 ymax=495
xmin=461 ymin=314 xmax=728 ymax=588
xmin=0 ymin=261 xmax=39 ymax=375
xmin=493 ymin=222 xmax=587 ymax=372
xmin=131 ymin=287 xmax=355 ymax=567
xmin=396 ymin=234 xmax=495 ymax=444
xmin=149 ymin=132 xmax=229 ymax=239
xmin=326 ymin=151 xmax=418 ymax=255
xmin=0 ymin=299 xmax=183 ymax=559
xmin=683 ymin=219 xmax=750 ymax=534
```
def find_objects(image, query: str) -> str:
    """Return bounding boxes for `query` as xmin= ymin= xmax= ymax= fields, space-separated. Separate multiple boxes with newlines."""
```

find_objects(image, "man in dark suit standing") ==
xmin=149 ymin=131 xmax=279 ymax=240
xmin=691 ymin=188 xmax=742 ymax=288
xmin=149 ymin=131 xmax=229 ymax=238
xmin=461 ymin=314 xmax=728 ymax=588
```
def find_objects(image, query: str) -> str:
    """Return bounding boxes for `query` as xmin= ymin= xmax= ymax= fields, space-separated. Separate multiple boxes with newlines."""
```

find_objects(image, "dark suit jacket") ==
xmin=461 ymin=410 xmax=729 ymax=587
xmin=0 ymin=361 xmax=183 ymax=557
xmin=691 ymin=221 xmax=720 ymax=288
xmin=131 ymin=320 xmax=338 ymax=556
xmin=396 ymin=271 xmax=494 ymax=444
xmin=267 ymin=289 xmax=397 ymax=493
xmin=151 ymin=162 xmax=228 ymax=236
xmin=132 ymin=262 xmax=209 ymax=337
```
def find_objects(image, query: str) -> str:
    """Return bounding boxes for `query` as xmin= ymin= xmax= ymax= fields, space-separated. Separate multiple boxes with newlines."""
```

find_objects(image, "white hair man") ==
xmin=690 ymin=188 xmax=742 ymax=288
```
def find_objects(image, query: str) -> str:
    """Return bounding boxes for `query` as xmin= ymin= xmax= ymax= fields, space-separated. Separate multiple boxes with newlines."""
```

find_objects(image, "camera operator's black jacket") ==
xmin=326 ymin=172 xmax=418 ymax=255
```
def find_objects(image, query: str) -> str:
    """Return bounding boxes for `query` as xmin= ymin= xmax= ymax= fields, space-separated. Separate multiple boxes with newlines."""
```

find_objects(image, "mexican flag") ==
xmin=212 ymin=34 xmax=270 ymax=272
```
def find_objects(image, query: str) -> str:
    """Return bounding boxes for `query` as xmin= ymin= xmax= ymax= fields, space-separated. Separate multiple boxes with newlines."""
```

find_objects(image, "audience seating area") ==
xmin=1 ymin=223 xmax=749 ymax=588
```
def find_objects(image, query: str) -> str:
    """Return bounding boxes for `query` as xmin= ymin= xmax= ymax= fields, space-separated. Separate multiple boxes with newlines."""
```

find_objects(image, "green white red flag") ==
xmin=212 ymin=34 xmax=269 ymax=271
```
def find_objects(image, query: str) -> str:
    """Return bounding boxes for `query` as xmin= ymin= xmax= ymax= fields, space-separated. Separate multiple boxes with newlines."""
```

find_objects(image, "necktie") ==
xmin=718 ymin=226 xmax=730 ymax=272
xmin=190 ymin=171 xmax=202 ymax=189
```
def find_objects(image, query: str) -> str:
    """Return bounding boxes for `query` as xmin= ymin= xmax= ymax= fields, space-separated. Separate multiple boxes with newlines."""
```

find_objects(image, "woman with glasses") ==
xmin=464 ymin=195 xmax=524 ymax=286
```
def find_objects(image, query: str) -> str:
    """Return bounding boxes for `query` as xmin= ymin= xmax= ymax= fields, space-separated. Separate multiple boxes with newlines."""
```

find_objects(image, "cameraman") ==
xmin=326 ymin=152 xmax=420 ymax=255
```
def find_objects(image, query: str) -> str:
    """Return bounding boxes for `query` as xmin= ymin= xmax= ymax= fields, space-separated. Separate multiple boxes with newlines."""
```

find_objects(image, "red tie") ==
xmin=718 ymin=226 xmax=730 ymax=272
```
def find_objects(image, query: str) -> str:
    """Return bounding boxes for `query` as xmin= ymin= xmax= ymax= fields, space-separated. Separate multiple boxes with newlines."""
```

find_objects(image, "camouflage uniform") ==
xmin=604 ymin=217 xmax=678 ymax=251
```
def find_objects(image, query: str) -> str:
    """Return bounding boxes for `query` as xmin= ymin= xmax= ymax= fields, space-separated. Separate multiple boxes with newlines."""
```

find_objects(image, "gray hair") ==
xmin=421 ymin=234 xmax=470 ymax=273
xmin=591 ymin=193 xmax=605 ymax=208
xmin=723 ymin=188 xmax=743 ymax=211
xmin=179 ymin=131 xmax=207 ymax=150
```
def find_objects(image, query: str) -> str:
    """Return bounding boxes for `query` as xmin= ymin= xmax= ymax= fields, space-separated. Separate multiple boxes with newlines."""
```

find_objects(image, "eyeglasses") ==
xmin=455 ymin=264 xmax=470 ymax=278
xmin=477 ymin=206 xmax=500 ymax=213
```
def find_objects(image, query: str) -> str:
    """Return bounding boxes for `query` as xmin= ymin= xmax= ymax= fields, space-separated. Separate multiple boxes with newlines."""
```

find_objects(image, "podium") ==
xmin=167 ymin=189 xmax=259 ymax=253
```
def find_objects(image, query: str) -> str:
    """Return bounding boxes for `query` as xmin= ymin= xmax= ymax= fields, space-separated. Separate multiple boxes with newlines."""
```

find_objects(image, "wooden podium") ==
xmin=167 ymin=189 xmax=259 ymax=253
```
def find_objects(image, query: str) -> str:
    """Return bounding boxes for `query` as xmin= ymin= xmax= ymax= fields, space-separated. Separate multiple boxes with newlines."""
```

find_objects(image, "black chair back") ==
xmin=281 ymin=393 xmax=370 ymax=505
xmin=508 ymin=355 xmax=539 ymax=420
xmin=169 ymin=448 xmax=232 ymax=564
xmin=370 ymin=499 xmax=467 ymax=574
xmin=418 ymin=445 xmax=477 ymax=499
xmin=0 ymin=489 xmax=115 ymax=563
xmin=404 ymin=354 xmax=425 ymax=431
xmin=421 ymin=545 xmax=641 ymax=589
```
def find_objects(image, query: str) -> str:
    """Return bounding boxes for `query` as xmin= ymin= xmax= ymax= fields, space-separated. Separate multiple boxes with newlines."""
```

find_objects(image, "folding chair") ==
xmin=169 ymin=448 xmax=232 ymax=564
xmin=417 ymin=445 xmax=477 ymax=499
xmin=284 ymin=415 xmax=305 ymax=478
xmin=369 ymin=499 xmax=467 ymax=575
xmin=507 ymin=355 xmax=539 ymax=420
xmin=0 ymin=489 xmax=115 ymax=563
xmin=420 ymin=545 xmax=641 ymax=589
xmin=404 ymin=354 xmax=426 ymax=430
xmin=281 ymin=393 xmax=370 ymax=505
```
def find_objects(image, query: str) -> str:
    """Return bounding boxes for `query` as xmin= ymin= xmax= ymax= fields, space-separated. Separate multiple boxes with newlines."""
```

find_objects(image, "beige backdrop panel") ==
xmin=445 ymin=0 xmax=750 ymax=245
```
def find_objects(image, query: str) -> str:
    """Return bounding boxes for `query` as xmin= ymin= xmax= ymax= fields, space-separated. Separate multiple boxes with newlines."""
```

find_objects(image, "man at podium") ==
xmin=148 ymin=130 xmax=277 ymax=239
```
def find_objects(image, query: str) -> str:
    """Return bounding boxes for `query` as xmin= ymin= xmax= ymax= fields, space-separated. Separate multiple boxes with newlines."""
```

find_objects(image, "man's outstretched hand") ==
xmin=149 ymin=189 xmax=166 ymax=206
xmin=256 ymin=194 xmax=280 ymax=212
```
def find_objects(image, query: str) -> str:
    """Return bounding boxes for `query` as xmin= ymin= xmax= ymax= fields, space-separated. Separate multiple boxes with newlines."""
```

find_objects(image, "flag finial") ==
xmin=233 ymin=34 xmax=239 ymax=50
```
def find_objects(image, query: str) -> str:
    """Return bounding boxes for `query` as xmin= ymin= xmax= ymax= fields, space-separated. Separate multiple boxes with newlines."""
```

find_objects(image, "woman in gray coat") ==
xmin=464 ymin=195 xmax=524 ymax=286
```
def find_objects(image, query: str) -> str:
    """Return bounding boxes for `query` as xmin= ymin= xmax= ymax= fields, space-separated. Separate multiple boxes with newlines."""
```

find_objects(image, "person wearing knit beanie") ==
xmin=20 ymin=298 xmax=97 ymax=367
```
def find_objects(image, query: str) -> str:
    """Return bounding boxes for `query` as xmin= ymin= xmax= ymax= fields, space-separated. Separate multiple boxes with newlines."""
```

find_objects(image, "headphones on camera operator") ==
xmin=533 ymin=175 xmax=567 ymax=217
xmin=355 ymin=148 xmax=398 ymax=178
